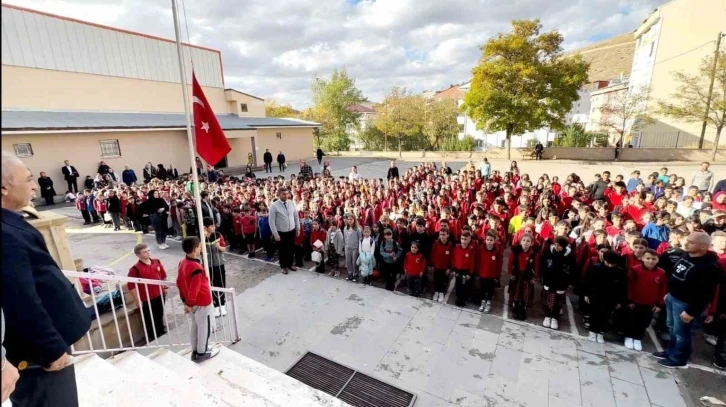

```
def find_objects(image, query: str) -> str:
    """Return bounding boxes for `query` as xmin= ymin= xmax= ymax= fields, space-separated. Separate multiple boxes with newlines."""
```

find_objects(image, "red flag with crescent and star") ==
xmin=192 ymin=72 xmax=231 ymax=166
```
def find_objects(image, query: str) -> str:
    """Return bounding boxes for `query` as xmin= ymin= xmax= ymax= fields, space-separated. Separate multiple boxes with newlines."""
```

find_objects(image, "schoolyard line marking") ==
xmin=105 ymin=233 xmax=142 ymax=267
xmin=443 ymin=277 xmax=456 ymax=303
xmin=502 ymin=286 xmax=509 ymax=320
xmin=646 ymin=326 xmax=664 ymax=353
xmin=565 ymin=296 xmax=578 ymax=335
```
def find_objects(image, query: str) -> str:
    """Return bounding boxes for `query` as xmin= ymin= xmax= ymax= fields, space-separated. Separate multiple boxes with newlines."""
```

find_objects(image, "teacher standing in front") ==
xmin=269 ymin=187 xmax=300 ymax=275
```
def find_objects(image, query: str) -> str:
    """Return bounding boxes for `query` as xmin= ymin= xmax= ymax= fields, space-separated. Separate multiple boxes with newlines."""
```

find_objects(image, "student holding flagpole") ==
xmin=171 ymin=0 xmax=231 ymax=362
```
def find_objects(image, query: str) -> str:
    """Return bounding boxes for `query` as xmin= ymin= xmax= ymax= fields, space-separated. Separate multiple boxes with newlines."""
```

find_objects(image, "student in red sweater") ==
xmin=404 ymin=241 xmax=427 ymax=297
xmin=508 ymin=234 xmax=538 ymax=320
xmin=453 ymin=230 xmax=477 ymax=307
xmin=240 ymin=206 xmax=257 ymax=258
xmin=624 ymin=249 xmax=667 ymax=351
xmin=476 ymin=231 xmax=503 ymax=313
xmin=177 ymin=237 xmax=219 ymax=362
xmin=429 ymin=230 xmax=454 ymax=302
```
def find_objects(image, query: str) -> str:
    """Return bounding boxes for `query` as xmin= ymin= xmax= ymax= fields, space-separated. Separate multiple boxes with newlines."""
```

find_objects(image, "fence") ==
xmin=635 ymin=132 xmax=724 ymax=149
xmin=62 ymin=270 xmax=241 ymax=355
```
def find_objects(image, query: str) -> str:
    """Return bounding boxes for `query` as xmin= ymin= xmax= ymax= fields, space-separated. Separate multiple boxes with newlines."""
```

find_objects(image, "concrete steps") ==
xmin=73 ymin=347 xmax=352 ymax=407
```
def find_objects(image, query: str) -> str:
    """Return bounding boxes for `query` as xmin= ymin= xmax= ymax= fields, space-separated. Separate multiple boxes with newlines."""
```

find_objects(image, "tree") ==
xmin=424 ymin=99 xmax=459 ymax=150
xmin=598 ymin=86 xmax=652 ymax=157
xmin=462 ymin=19 xmax=590 ymax=160
xmin=374 ymin=87 xmax=427 ymax=151
xmin=358 ymin=118 xmax=386 ymax=150
xmin=309 ymin=67 xmax=365 ymax=151
xmin=553 ymin=124 xmax=599 ymax=147
xmin=265 ymin=100 xmax=299 ymax=118
xmin=657 ymin=49 xmax=726 ymax=160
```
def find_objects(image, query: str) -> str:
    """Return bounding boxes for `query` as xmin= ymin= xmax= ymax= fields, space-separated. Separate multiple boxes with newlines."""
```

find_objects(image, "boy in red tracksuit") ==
xmin=476 ymin=231 xmax=503 ymax=313
xmin=404 ymin=241 xmax=427 ymax=297
xmin=624 ymin=249 xmax=667 ymax=351
xmin=452 ymin=231 xmax=477 ymax=307
xmin=429 ymin=230 xmax=454 ymax=302
xmin=177 ymin=237 xmax=219 ymax=362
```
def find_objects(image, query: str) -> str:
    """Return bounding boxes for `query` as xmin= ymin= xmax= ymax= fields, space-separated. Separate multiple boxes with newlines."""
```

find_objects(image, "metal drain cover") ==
xmin=286 ymin=352 xmax=416 ymax=407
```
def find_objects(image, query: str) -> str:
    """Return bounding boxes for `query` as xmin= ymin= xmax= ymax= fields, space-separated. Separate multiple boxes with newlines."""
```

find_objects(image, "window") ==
xmin=649 ymin=42 xmax=654 ymax=57
xmin=99 ymin=139 xmax=121 ymax=157
xmin=240 ymin=103 xmax=248 ymax=113
xmin=500 ymin=140 xmax=506 ymax=148
xmin=276 ymin=132 xmax=282 ymax=139
xmin=458 ymin=124 xmax=465 ymax=133
xmin=13 ymin=143 xmax=33 ymax=157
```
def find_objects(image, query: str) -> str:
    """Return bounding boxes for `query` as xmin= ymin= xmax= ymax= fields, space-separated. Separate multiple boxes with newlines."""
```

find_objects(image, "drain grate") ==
xmin=286 ymin=352 xmax=416 ymax=407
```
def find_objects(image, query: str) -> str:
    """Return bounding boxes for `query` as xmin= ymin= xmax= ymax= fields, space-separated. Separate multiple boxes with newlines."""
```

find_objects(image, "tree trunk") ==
xmin=506 ymin=125 xmax=513 ymax=160
xmin=712 ymin=126 xmax=723 ymax=161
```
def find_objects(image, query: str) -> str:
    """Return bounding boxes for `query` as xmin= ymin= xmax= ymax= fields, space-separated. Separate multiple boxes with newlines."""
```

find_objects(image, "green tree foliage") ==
xmin=373 ymin=87 xmax=460 ymax=151
xmin=462 ymin=19 xmax=590 ymax=159
xmin=440 ymin=135 xmax=477 ymax=151
xmin=657 ymin=49 xmax=726 ymax=160
xmin=359 ymin=119 xmax=386 ymax=150
xmin=553 ymin=124 xmax=598 ymax=147
xmin=307 ymin=67 xmax=365 ymax=151
xmin=264 ymin=100 xmax=299 ymax=118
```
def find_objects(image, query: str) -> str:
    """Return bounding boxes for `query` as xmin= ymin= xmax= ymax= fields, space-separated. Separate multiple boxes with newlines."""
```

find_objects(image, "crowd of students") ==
xmin=79 ymin=158 xmax=725 ymax=370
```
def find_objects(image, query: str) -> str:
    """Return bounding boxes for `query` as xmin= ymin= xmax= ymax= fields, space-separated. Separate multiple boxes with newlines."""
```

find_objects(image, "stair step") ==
xmin=194 ymin=347 xmax=350 ymax=407
xmin=108 ymin=351 xmax=219 ymax=407
xmin=74 ymin=354 xmax=174 ymax=407
xmin=149 ymin=348 xmax=280 ymax=407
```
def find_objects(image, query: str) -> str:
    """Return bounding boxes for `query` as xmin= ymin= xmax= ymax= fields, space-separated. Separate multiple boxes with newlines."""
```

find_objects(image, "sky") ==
xmin=5 ymin=0 xmax=662 ymax=109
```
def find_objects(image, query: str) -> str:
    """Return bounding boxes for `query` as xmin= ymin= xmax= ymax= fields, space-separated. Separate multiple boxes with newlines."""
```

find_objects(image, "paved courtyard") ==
xmin=231 ymin=270 xmax=691 ymax=407
xmin=49 ymin=156 xmax=726 ymax=406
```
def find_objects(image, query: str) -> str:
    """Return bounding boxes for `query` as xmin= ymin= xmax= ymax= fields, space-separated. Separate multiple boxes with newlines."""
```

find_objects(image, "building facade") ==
xmin=628 ymin=0 xmax=726 ymax=148
xmin=1 ymin=4 xmax=317 ymax=183
xmin=346 ymin=104 xmax=376 ymax=151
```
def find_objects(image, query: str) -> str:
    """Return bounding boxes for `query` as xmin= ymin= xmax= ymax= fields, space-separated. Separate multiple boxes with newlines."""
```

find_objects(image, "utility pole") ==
xmin=698 ymin=31 xmax=723 ymax=149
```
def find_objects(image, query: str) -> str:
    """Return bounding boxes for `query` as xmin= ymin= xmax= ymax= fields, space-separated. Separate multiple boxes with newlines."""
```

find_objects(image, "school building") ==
xmin=0 ymin=4 xmax=317 ymax=183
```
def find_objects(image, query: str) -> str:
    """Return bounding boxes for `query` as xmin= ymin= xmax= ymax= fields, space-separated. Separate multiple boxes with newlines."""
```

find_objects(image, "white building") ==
xmin=346 ymin=103 xmax=376 ymax=151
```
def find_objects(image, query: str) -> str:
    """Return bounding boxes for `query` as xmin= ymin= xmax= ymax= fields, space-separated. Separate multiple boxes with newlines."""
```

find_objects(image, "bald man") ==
xmin=653 ymin=232 xmax=721 ymax=368
xmin=2 ymin=151 xmax=90 ymax=406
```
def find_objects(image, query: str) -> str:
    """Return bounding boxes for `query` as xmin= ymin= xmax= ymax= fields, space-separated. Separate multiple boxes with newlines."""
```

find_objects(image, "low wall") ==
xmin=333 ymin=147 xmax=722 ymax=162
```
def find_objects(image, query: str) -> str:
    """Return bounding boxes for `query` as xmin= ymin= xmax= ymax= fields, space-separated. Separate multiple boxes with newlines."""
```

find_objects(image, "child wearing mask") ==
xmin=625 ymin=250 xmax=667 ymax=350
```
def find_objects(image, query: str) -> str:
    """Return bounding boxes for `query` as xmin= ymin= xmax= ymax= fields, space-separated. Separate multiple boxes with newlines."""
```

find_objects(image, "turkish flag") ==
xmin=192 ymin=72 xmax=231 ymax=166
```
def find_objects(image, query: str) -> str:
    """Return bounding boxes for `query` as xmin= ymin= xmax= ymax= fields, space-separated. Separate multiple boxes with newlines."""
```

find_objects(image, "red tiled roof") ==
xmin=348 ymin=104 xmax=375 ymax=113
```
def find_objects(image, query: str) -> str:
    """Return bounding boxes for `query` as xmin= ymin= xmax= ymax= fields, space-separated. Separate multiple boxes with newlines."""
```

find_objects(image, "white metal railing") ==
xmin=62 ymin=270 xmax=241 ymax=355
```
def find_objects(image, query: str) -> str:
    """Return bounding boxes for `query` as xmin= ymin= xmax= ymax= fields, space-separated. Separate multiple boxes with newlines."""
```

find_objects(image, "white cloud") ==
xmin=3 ymin=0 xmax=662 ymax=109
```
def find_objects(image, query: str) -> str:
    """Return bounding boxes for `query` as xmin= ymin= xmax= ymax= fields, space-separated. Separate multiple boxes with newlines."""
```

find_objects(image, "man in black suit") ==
xmin=263 ymin=149 xmax=273 ymax=173
xmin=2 ymin=151 xmax=91 ymax=407
xmin=61 ymin=160 xmax=79 ymax=193
xmin=387 ymin=160 xmax=400 ymax=181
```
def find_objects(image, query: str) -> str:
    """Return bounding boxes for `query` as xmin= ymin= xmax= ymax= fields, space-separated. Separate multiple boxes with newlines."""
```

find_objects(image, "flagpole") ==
xmin=171 ymin=0 xmax=211 ymax=279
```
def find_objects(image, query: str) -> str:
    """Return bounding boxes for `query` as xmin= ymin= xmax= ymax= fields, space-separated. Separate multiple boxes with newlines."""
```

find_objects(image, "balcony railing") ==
xmin=62 ymin=270 xmax=241 ymax=355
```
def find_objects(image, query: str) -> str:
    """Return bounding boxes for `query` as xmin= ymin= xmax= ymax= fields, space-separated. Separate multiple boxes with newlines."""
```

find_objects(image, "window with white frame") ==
xmin=13 ymin=143 xmax=33 ymax=157
xmin=99 ymin=139 xmax=121 ymax=157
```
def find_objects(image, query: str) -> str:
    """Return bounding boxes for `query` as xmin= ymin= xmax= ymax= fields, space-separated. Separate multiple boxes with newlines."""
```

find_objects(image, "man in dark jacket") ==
xmin=263 ymin=149 xmax=273 ymax=173
xmin=713 ymin=260 xmax=726 ymax=370
xmin=1 ymin=151 xmax=91 ymax=407
xmin=122 ymin=165 xmax=138 ymax=185
xmin=61 ymin=160 xmax=79 ymax=193
xmin=387 ymin=160 xmax=400 ymax=181
xmin=37 ymin=172 xmax=56 ymax=206
xmin=97 ymin=160 xmax=110 ymax=175
xmin=653 ymin=232 xmax=721 ymax=368
xmin=316 ymin=148 xmax=325 ymax=165
xmin=277 ymin=151 xmax=286 ymax=172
